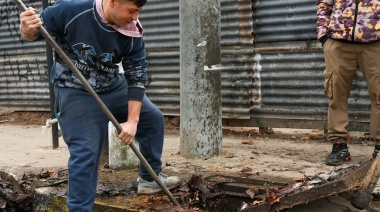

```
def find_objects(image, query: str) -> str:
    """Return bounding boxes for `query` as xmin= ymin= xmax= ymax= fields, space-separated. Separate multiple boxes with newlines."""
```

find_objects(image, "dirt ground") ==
xmin=0 ymin=110 xmax=52 ymax=126
xmin=0 ymin=109 xmax=377 ymax=183
xmin=1 ymin=109 xmax=379 ymax=211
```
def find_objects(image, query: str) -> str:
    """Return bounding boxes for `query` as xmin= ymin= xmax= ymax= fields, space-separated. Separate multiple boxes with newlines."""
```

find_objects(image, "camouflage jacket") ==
xmin=317 ymin=0 xmax=380 ymax=43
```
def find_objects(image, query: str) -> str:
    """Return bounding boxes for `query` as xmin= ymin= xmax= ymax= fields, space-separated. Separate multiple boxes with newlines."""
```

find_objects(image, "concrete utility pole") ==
xmin=179 ymin=0 xmax=222 ymax=158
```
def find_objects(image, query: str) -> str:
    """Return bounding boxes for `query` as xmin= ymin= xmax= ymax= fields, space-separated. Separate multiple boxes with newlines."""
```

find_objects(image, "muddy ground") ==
xmin=1 ymin=110 xmax=379 ymax=211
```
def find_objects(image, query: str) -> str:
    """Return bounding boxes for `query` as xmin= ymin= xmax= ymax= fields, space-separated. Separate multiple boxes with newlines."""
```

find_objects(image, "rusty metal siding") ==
xmin=252 ymin=51 xmax=327 ymax=119
xmin=0 ymin=0 xmax=50 ymax=111
xmin=140 ymin=0 xmax=180 ymax=50
xmin=139 ymin=0 xmax=180 ymax=116
xmin=0 ymin=0 xmax=258 ymax=117
xmin=219 ymin=0 xmax=255 ymax=119
xmin=251 ymin=0 xmax=371 ymax=124
xmin=142 ymin=0 xmax=255 ymax=118
xmin=252 ymin=0 xmax=317 ymax=43
xmin=1 ymin=0 xmax=371 ymax=128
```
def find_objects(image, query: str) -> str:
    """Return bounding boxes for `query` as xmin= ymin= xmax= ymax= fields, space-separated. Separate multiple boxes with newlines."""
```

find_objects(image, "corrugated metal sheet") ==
xmin=142 ymin=0 xmax=255 ymax=118
xmin=0 ymin=0 xmax=371 ymax=128
xmin=219 ymin=0 xmax=255 ymax=119
xmin=252 ymin=0 xmax=317 ymax=43
xmin=139 ymin=0 xmax=180 ymax=116
xmin=251 ymin=0 xmax=371 ymax=123
xmin=0 ymin=0 xmax=50 ymax=111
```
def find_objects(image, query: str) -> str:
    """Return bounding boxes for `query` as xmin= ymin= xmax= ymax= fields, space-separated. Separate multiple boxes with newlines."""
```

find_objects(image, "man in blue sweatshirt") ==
xmin=19 ymin=0 xmax=181 ymax=211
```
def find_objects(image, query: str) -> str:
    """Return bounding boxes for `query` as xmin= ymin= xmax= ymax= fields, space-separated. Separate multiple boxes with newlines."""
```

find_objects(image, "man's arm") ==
xmin=122 ymin=37 xmax=147 ymax=94
xmin=119 ymin=37 xmax=147 ymax=145
xmin=19 ymin=7 xmax=42 ymax=41
xmin=317 ymin=0 xmax=333 ymax=43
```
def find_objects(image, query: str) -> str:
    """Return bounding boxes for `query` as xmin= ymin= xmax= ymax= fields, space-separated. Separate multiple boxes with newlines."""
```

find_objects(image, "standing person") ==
xmin=317 ymin=0 xmax=380 ymax=166
xmin=19 ymin=0 xmax=181 ymax=211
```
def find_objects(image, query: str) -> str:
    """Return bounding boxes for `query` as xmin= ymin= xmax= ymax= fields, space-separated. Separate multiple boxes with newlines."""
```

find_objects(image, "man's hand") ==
xmin=117 ymin=100 xmax=142 ymax=145
xmin=117 ymin=121 xmax=138 ymax=145
xmin=19 ymin=7 xmax=42 ymax=41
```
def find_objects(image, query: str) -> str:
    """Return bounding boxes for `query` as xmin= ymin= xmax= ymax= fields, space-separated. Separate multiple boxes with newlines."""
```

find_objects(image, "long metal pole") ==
xmin=12 ymin=0 xmax=179 ymax=206
xmin=42 ymin=0 xmax=59 ymax=149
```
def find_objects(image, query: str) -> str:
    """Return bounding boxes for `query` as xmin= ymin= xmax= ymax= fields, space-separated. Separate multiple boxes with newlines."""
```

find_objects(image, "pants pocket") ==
xmin=324 ymin=70 xmax=333 ymax=99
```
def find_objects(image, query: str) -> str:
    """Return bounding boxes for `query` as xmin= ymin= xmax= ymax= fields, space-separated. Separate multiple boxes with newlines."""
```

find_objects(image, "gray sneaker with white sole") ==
xmin=137 ymin=174 xmax=182 ymax=195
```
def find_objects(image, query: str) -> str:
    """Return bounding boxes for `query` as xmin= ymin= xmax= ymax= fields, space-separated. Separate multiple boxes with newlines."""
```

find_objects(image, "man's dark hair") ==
xmin=135 ymin=0 xmax=147 ymax=7
xmin=122 ymin=0 xmax=147 ymax=7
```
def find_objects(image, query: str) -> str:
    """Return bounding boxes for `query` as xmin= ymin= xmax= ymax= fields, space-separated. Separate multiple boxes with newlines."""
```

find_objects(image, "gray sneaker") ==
xmin=137 ymin=174 xmax=182 ymax=195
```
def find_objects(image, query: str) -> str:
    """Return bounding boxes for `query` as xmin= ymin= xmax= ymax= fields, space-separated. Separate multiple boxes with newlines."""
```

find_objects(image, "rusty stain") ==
xmin=237 ymin=0 xmax=254 ymax=43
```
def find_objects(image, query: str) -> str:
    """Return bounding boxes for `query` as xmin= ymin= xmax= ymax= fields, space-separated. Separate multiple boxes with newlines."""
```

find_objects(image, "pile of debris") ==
xmin=0 ymin=171 xmax=34 ymax=211
xmin=0 ymin=159 xmax=377 ymax=211
xmin=0 ymin=169 xmax=67 ymax=211
xmin=172 ymin=162 xmax=371 ymax=211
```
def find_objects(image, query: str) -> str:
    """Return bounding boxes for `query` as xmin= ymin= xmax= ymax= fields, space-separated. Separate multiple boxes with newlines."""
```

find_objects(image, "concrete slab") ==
xmin=108 ymin=122 xmax=139 ymax=170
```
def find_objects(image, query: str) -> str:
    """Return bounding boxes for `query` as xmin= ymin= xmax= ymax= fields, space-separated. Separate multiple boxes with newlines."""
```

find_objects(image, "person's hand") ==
xmin=117 ymin=121 xmax=137 ymax=145
xmin=19 ymin=7 xmax=42 ymax=39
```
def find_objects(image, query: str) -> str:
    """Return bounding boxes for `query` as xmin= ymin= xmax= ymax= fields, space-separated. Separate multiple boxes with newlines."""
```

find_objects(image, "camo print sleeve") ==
xmin=316 ymin=0 xmax=333 ymax=40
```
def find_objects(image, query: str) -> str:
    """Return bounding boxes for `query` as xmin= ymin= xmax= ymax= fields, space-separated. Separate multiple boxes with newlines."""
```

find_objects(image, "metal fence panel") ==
xmin=0 ymin=0 xmax=371 ymax=129
xmin=0 ymin=0 xmax=49 ymax=111
xmin=251 ymin=0 xmax=370 ymax=124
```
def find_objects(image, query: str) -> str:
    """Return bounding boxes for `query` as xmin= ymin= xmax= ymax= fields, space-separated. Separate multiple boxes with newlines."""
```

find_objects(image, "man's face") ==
xmin=110 ymin=0 xmax=142 ymax=27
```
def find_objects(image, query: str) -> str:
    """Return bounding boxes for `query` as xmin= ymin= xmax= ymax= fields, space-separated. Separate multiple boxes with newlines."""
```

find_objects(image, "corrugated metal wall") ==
xmin=250 ymin=0 xmax=370 ymax=126
xmin=219 ymin=0 xmax=256 ymax=119
xmin=0 ymin=0 xmax=50 ymax=111
xmin=0 ymin=0 xmax=371 ymax=129
xmin=140 ymin=0 xmax=180 ymax=116
xmin=142 ymin=0 xmax=256 ymax=119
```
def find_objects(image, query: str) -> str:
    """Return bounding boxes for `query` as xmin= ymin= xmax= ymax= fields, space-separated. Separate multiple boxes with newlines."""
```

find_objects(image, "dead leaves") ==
xmin=242 ymin=140 xmax=254 ymax=145
xmin=205 ymin=166 xmax=222 ymax=172
xmin=246 ymin=185 xmax=260 ymax=198
xmin=0 ymin=169 xmax=68 ymax=211
xmin=224 ymin=153 xmax=234 ymax=158
xmin=241 ymin=167 xmax=253 ymax=173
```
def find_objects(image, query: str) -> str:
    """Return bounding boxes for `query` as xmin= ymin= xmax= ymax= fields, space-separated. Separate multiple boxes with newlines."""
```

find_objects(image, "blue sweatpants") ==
xmin=54 ymin=74 xmax=164 ymax=211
